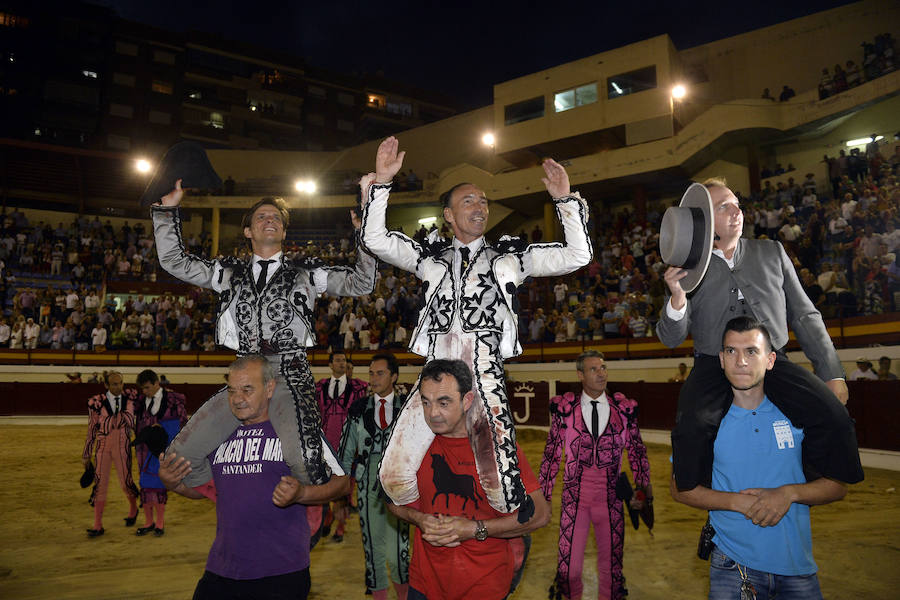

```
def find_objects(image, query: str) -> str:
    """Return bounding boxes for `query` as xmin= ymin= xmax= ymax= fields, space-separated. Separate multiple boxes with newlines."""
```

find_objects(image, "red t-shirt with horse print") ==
xmin=408 ymin=435 xmax=539 ymax=600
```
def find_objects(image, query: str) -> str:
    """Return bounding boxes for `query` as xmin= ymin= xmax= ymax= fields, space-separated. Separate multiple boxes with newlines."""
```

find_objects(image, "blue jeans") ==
xmin=709 ymin=547 xmax=823 ymax=600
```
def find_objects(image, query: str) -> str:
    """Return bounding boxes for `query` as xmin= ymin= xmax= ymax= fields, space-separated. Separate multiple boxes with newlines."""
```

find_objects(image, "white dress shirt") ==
xmin=145 ymin=387 xmax=164 ymax=416
xmin=251 ymin=251 xmax=283 ymax=289
xmin=106 ymin=391 xmax=123 ymax=414
xmin=329 ymin=374 xmax=347 ymax=398
xmin=580 ymin=391 xmax=610 ymax=436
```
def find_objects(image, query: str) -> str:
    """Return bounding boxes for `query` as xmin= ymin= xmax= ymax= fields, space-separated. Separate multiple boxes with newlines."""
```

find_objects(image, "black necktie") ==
xmin=113 ymin=396 xmax=120 ymax=414
xmin=591 ymin=400 xmax=600 ymax=439
xmin=459 ymin=247 xmax=470 ymax=279
xmin=332 ymin=378 xmax=340 ymax=399
xmin=255 ymin=259 xmax=274 ymax=293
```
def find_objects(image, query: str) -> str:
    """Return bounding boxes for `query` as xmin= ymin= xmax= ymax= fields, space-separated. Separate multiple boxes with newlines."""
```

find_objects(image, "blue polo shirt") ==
xmin=710 ymin=397 xmax=817 ymax=576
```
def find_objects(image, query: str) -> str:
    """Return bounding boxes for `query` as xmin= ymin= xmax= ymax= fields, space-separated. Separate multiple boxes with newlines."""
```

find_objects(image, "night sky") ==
xmin=91 ymin=0 xmax=855 ymax=109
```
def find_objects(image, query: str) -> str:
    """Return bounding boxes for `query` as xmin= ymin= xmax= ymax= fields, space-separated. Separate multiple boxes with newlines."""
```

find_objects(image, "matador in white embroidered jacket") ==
xmin=360 ymin=137 xmax=592 ymax=518
xmin=152 ymin=184 xmax=376 ymax=491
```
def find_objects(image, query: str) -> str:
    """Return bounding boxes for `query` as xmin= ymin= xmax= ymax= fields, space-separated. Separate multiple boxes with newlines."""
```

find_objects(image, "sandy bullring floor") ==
xmin=0 ymin=425 xmax=898 ymax=599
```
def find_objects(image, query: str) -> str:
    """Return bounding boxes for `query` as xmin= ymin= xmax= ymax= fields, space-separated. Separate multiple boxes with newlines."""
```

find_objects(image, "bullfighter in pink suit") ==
xmin=315 ymin=351 xmax=367 ymax=542
xmin=539 ymin=351 xmax=652 ymax=600
xmin=82 ymin=370 xmax=141 ymax=537
xmin=134 ymin=369 xmax=188 ymax=536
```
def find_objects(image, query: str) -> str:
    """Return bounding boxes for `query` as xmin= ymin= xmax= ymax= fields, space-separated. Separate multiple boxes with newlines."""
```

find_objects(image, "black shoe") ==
xmin=124 ymin=515 xmax=137 ymax=527
xmin=154 ymin=528 xmax=165 ymax=537
xmin=331 ymin=534 xmax=343 ymax=543
xmin=86 ymin=528 xmax=105 ymax=538
xmin=136 ymin=526 xmax=155 ymax=536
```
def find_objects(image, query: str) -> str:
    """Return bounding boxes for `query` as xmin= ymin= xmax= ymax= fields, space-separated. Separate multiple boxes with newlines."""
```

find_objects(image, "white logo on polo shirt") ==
xmin=773 ymin=420 xmax=795 ymax=449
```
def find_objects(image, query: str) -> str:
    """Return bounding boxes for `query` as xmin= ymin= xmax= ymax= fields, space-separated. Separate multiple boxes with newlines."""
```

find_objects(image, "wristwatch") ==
xmin=474 ymin=520 xmax=488 ymax=542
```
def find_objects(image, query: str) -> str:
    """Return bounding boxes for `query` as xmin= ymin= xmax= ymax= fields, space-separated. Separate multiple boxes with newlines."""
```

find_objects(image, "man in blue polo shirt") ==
xmin=671 ymin=316 xmax=852 ymax=599
xmin=159 ymin=354 xmax=350 ymax=600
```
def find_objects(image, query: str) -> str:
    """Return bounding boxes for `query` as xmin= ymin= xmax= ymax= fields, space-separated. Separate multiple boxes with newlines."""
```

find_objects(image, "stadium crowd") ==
xmin=0 ymin=143 xmax=898 ymax=352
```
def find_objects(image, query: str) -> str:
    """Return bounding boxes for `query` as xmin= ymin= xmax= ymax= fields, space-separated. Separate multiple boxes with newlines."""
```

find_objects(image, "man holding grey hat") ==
xmin=657 ymin=178 xmax=863 ymax=493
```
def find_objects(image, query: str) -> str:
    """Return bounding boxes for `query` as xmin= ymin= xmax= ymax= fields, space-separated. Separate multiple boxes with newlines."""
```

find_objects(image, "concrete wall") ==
xmin=493 ymin=35 xmax=677 ymax=153
xmin=678 ymin=0 xmax=900 ymax=105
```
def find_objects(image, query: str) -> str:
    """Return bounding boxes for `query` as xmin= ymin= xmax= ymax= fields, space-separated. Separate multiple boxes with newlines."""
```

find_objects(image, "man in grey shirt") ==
xmin=659 ymin=178 xmax=862 ymax=492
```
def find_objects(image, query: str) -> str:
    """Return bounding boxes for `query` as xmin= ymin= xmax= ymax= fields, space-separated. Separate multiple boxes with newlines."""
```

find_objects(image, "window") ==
xmin=107 ymin=134 xmax=131 ymax=150
xmin=82 ymin=70 xmax=98 ymax=79
xmin=337 ymin=119 xmax=354 ymax=132
xmin=149 ymin=110 xmax=171 ymax=125
xmin=153 ymin=49 xmax=176 ymax=65
xmin=575 ymin=83 xmax=597 ymax=106
xmin=387 ymin=101 xmax=413 ymax=116
xmin=0 ymin=12 xmax=30 ymax=28
xmin=113 ymin=72 xmax=135 ymax=87
xmin=337 ymin=92 xmax=355 ymax=106
xmin=308 ymin=85 xmax=326 ymax=99
xmin=209 ymin=112 xmax=224 ymax=129
xmin=115 ymin=40 xmax=138 ymax=56
xmin=504 ymin=96 xmax=544 ymax=125
xmin=366 ymin=93 xmax=385 ymax=110
xmin=152 ymin=80 xmax=173 ymax=95
xmin=109 ymin=103 xmax=133 ymax=118
xmin=607 ymin=66 xmax=657 ymax=99
xmin=186 ymin=89 xmax=202 ymax=100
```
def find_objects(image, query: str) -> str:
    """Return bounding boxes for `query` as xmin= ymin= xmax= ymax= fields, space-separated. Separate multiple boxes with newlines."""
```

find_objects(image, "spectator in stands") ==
xmin=761 ymin=88 xmax=775 ymax=101
xmin=778 ymin=85 xmax=796 ymax=102
xmin=9 ymin=321 xmax=23 ymax=349
xmin=91 ymin=323 xmax=107 ymax=351
xmin=833 ymin=64 xmax=848 ymax=93
xmin=846 ymin=60 xmax=861 ymax=87
xmin=818 ymin=68 xmax=834 ymax=99
xmin=23 ymin=317 xmax=39 ymax=349
xmin=0 ymin=318 xmax=9 ymax=347
xmin=849 ymin=358 xmax=878 ymax=380
xmin=876 ymin=356 xmax=897 ymax=380
xmin=669 ymin=362 xmax=689 ymax=383
xmin=602 ymin=304 xmax=621 ymax=339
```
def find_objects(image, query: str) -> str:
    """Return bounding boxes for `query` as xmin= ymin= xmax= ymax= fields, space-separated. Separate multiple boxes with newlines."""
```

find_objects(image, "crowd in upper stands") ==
xmin=1 ymin=141 xmax=898 ymax=352
xmin=818 ymin=33 xmax=895 ymax=100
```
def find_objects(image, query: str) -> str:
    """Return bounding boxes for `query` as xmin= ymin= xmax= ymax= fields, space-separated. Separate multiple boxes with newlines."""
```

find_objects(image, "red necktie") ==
xmin=379 ymin=398 xmax=387 ymax=429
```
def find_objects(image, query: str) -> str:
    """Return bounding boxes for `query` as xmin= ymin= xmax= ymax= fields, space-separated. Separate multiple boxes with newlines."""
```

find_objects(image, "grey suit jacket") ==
xmin=656 ymin=238 xmax=844 ymax=381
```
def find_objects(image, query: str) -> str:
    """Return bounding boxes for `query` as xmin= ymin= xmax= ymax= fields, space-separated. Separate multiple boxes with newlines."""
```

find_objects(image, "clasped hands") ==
xmin=736 ymin=486 xmax=793 ymax=527
xmin=418 ymin=513 xmax=478 ymax=547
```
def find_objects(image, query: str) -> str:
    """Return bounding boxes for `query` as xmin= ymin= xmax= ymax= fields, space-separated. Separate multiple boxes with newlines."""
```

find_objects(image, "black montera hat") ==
xmin=140 ymin=141 xmax=222 ymax=206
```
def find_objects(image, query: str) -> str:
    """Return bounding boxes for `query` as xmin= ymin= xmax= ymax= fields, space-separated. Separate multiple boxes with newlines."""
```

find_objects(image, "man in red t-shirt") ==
xmin=388 ymin=359 xmax=550 ymax=600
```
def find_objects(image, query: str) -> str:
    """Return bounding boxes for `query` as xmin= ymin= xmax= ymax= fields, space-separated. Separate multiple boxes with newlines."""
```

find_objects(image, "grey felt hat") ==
xmin=659 ymin=182 xmax=714 ymax=293
xmin=140 ymin=141 xmax=222 ymax=206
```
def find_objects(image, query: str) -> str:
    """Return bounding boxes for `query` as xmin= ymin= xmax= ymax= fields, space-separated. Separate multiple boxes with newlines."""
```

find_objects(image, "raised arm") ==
xmin=151 ymin=179 xmax=220 ymax=289
xmin=655 ymin=267 xmax=692 ymax=348
xmin=321 ymin=211 xmax=378 ymax=297
xmin=359 ymin=140 xmax=424 ymax=273
xmin=521 ymin=159 xmax=592 ymax=278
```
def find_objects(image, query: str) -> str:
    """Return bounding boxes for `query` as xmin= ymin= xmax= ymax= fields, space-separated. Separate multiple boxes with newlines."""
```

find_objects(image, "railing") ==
xmin=2 ymin=380 xmax=895 ymax=452
xmin=0 ymin=312 xmax=896 ymax=367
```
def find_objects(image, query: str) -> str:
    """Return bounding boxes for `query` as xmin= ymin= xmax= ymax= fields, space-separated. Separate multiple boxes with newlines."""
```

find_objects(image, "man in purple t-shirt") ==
xmin=160 ymin=355 xmax=350 ymax=600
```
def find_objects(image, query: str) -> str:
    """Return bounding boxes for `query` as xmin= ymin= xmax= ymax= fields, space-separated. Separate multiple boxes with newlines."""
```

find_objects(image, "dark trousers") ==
xmin=193 ymin=569 xmax=310 ymax=600
xmin=671 ymin=353 xmax=863 ymax=490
